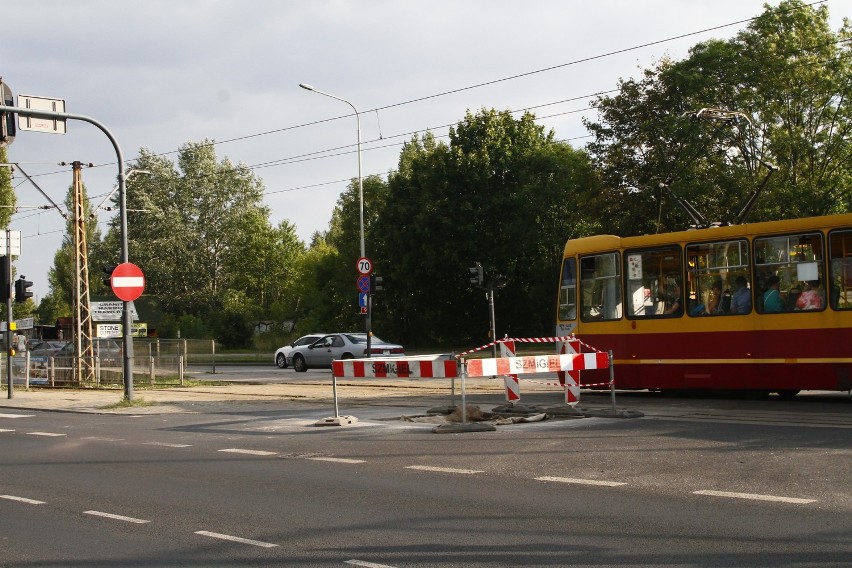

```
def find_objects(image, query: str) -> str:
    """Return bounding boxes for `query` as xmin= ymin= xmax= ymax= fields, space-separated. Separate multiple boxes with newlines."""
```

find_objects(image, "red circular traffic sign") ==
xmin=110 ymin=262 xmax=145 ymax=301
xmin=356 ymin=257 xmax=373 ymax=275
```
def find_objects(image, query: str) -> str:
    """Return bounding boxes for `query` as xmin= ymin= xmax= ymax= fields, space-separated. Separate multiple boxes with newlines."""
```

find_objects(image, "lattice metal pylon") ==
xmin=71 ymin=161 xmax=95 ymax=384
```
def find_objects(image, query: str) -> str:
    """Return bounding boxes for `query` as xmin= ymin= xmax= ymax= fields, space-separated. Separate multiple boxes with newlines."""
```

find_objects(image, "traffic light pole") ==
xmin=4 ymin=236 xmax=12 ymax=399
xmin=3 ymin=105 xmax=135 ymax=401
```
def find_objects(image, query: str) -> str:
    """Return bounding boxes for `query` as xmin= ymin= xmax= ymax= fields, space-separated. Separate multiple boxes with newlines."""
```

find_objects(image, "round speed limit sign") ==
xmin=356 ymin=257 xmax=373 ymax=275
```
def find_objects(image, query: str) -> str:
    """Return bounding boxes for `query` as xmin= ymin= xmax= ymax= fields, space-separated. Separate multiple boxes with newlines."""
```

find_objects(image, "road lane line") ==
xmin=194 ymin=531 xmax=278 ymax=548
xmin=143 ymin=441 xmax=192 ymax=448
xmin=218 ymin=448 xmax=277 ymax=456
xmin=0 ymin=428 xmax=14 ymax=432
xmin=693 ymin=490 xmax=816 ymax=504
xmin=405 ymin=465 xmax=483 ymax=474
xmin=27 ymin=432 xmax=66 ymax=437
xmin=0 ymin=413 xmax=35 ymax=418
xmin=346 ymin=560 xmax=400 ymax=568
xmin=1 ymin=495 xmax=46 ymax=505
xmin=307 ymin=457 xmax=366 ymax=464
xmin=84 ymin=511 xmax=151 ymax=523
xmin=535 ymin=476 xmax=627 ymax=487
xmin=83 ymin=436 xmax=125 ymax=441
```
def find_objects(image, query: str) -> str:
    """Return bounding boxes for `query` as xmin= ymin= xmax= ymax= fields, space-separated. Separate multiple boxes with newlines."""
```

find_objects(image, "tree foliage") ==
xmin=584 ymin=0 xmax=851 ymax=235
xmin=100 ymin=141 xmax=303 ymax=343
xmin=371 ymin=109 xmax=599 ymax=346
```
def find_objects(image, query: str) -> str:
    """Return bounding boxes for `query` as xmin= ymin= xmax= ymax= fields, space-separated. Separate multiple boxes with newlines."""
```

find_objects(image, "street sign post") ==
xmin=109 ymin=262 xmax=145 ymax=302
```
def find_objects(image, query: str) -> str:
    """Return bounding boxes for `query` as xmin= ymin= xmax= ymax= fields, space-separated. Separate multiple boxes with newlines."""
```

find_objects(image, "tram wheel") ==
xmin=776 ymin=389 xmax=800 ymax=400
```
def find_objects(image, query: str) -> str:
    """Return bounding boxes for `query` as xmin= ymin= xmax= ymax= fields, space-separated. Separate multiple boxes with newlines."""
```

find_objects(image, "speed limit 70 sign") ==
xmin=356 ymin=257 xmax=373 ymax=275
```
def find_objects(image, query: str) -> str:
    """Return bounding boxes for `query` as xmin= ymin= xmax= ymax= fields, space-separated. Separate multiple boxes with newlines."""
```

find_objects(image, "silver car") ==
xmin=288 ymin=333 xmax=405 ymax=372
xmin=274 ymin=334 xmax=325 ymax=369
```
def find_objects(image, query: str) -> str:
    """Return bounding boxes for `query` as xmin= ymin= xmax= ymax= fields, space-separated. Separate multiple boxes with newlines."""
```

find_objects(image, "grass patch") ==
xmin=101 ymin=397 xmax=153 ymax=410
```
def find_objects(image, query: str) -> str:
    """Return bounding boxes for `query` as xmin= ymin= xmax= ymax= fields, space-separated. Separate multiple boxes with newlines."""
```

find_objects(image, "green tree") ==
xmin=37 ymin=177 xmax=103 ymax=325
xmin=585 ymin=0 xmax=851 ymax=236
xmin=0 ymin=146 xmax=13 ymax=228
xmin=372 ymin=110 xmax=599 ymax=347
xmin=102 ymin=141 xmax=293 ymax=345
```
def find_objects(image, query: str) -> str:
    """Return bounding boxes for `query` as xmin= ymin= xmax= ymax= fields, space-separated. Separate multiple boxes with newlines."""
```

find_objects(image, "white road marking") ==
xmin=0 ymin=428 xmax=14 ymax=432
xmin=27 ymin=432 xmax=66 ymax=437
xmin=218 ymin=448 xmax=277 ymax=456
xmin=307 ymin=457 xmax=366 ymax=464
xmin=535 ymin=476 xmax=627 ymax=487
xmin=1 ymin=495 xmax=46 ymax=505
xmin=405 ymin=465 xmax=483 ymax=474
xmin=0 ymin=413 xmax=35 ymax=418
xmin=346 ymin=560 xmax=400 ymax=568
xmin=84 ymin=510 xmax=151 ymax=523
xmin=82 ymin=436 xmax=125 ymax=441
xmin=143 ymin=441 xmax=192 ymax=448
xmin=693 ymin=490 xmax=816 ymax=504
xmin=194 ymin=530 xmax=278 ymax=548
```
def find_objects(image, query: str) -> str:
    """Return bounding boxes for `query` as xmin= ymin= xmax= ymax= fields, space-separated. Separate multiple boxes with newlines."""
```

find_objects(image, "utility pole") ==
xmin=70 ymin=161 xmax=95 ymax=384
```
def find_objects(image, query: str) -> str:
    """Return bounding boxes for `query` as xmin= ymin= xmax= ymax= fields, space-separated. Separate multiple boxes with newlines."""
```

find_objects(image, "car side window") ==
xmin=332 ymin=336 xmax=345 ymax=347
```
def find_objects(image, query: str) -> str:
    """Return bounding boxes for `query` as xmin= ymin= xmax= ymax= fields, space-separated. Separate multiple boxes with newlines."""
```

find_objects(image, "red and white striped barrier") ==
xmin=500 ymin=340 xmax=521 ymax=402
xmin=465 ymin=352 xmax=609 ymax=378
xmin=332 ymin=356 xmax=459 ymax=379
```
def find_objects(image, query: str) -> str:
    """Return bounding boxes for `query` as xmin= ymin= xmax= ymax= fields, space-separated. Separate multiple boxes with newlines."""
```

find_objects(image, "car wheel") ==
xmin=293 ymin=354 xmax=308 ymax=373
xmin=275 ymin=353 xmax=287 ymax=369
xmin=342 ymin=353 xmax=354 ymax=360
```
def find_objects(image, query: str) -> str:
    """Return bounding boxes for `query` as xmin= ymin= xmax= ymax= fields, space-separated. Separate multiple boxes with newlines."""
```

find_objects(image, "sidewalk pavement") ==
xmin=0 ymin=377 xmax=508 ymax=415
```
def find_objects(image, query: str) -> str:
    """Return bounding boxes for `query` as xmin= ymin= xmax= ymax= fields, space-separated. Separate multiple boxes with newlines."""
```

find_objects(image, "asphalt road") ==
xmin=1 ymin=390 xmax=849 ymax=567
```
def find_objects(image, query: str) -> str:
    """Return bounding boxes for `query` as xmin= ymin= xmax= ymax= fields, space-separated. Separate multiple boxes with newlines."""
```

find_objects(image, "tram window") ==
xmin=580 ymin=252 xmax=622 ymax=321
xmin=624 ymin=246 xmax=682 ymax=318
xmin=558 ymin=258 xmax=577 ymax=321
xmin=686 ymin=240 xmax=751 ymax=316
xmin=754 ymin=232 xmax=825 ymax=313
xmin=829 ymin=229 xmax=852 ymax=310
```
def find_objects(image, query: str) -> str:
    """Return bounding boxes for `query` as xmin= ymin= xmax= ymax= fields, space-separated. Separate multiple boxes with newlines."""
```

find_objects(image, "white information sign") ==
xmin=91 ymin=301 xmax=139 ymax=321
xmin=0 ymin=230 xmax=22 ymax=256
xmin=17 ymin=94 xmax=67 ymax=134
xmin=97 ymin=323 xmax=148 ymax=338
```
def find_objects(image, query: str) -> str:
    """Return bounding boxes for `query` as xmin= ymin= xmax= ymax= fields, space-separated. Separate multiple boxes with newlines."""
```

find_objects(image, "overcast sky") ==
xmin=4 ymin=0 xmax=849 ymax=300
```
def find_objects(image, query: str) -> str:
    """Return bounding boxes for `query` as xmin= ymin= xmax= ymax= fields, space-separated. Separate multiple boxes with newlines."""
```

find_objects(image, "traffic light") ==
xmin=468 ymin=263 xmax=484 ymax=288
xmin=0 ymin=80 xmax=15 ymax=147
xmin=370 ymin=274 xmax=384 ymax=294
xmin=14 ymin=276 xmax=32 ymax=303
xmin=0 ymin=260 xmax=8 ymax=302
xmin=102 ymin=264 xmax=118 ymax=287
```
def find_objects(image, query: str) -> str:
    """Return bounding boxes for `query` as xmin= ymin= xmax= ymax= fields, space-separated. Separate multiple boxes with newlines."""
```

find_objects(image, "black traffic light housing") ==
xmin=468 ymin=262 xmax=484 ymax=288
xmin=370 ymin=274 xmax=383 ymax=294
xmin=14 ymin=275 xmax=32 ymax=303
xmin=0 ymin=260 xmax=8 ymax=302
xmin=102 ymin=264 xmax=118 ymax=287
xmin=0 ymin=79 xmax=15 ymax=147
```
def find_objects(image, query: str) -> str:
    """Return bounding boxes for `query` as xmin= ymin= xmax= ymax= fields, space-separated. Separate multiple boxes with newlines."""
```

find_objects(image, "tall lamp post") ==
xmin=299 ymin=83 xmax=371 ymax=352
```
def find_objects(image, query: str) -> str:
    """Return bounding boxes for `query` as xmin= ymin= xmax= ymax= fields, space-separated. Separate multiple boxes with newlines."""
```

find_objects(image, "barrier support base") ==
xmin=433 ymin=422 xmax=496 ymax=434
xmin=544 ymin=405 xmax=586 ymax=418
xmin=315 ymin=415 xmax=359 ymax=427
xmin=491 ymin=403 xmax=546 ymax=416
xmin=578 ymin=409 xmax=645 ymax=419
xmin=426 ymin=405 xmax=457 ymax=415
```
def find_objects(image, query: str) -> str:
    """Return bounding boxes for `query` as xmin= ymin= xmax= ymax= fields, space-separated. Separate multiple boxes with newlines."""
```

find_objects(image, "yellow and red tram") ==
xmin=555 ymin=213 xmax=852 ymax=396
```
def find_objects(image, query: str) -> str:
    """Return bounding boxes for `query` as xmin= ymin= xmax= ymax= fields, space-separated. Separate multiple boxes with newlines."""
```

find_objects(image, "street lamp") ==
xmin=299 ymin=83 xmax=371 ymax=352
xmin=298 ymin=83 xmax=364 ymax=259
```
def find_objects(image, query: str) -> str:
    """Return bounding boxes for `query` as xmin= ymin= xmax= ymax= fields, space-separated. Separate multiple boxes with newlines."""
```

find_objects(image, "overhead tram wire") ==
xmin=11 ymin=1 xmax=835 ymax=225
xmin=10 ymin=1 xmax=830 ymax=191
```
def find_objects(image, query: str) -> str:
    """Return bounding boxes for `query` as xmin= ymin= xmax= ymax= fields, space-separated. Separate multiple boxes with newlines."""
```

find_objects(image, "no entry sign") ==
xmin=110 ymin=262 xmax=145 ymax=301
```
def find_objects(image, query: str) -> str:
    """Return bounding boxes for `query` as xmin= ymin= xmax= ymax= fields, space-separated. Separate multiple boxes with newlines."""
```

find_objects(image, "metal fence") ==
xmin=5 ymin=339 xmax=219 ymax=388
